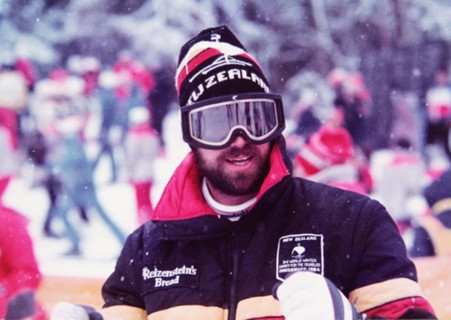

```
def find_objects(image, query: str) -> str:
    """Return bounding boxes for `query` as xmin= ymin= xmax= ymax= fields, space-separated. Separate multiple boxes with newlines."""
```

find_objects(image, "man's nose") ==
xmin=230 ymin=135 xmax=248 ymax=148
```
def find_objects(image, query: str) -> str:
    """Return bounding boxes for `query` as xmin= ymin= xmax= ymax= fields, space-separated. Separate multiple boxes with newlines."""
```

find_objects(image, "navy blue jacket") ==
xmin=102 ymin=143 xmax=435 ymax=319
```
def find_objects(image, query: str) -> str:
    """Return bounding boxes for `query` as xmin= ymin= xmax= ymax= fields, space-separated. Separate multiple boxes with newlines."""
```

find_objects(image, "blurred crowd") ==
xmin=0 ymin=51 xmax=174 ymax=318
xmin=0 ymin=52 xmax=172 ymax=243
xmin=284 ymin=66 xmax=451 ymax=259
xmin=0 ymin=49 xmax=450 ymax=319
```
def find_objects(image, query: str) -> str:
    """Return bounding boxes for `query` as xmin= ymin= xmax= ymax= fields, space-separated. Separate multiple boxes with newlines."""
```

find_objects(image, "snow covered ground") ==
xmin=2 ymin=109 xmax=190 ymax=279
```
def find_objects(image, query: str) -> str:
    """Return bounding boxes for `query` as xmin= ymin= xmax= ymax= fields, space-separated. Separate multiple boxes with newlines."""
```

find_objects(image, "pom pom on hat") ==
xmin=295 ymin=125 xmax=355 ymax=176
xmin=175 ymin=25 xmax=270 ymax=107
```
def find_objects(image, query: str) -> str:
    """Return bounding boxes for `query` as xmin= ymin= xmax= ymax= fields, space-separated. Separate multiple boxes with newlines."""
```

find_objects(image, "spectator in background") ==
xmin=21 ymin=122 xmax=49 ymax=187
xmin=31 ymin=69 xmax=126 ymax=253
xmin=49 ymin=110 xmax=126 ymax=255
xmin=112 ymin=51 xmax=154 ymax=135
xmin=0 ymin=63 xmax=30 ymax=151
xmin=284 ymin=87 xmax=322 ymax=159
xmin=92 ymin=69 xmax=126 ymax=183
xmin=79 ymin=57 xmax=101 ymax=99
xmin=409 ymin=168 xmax=451 ymax=257
xmin=390 ymin=91 xmax=424 ymax=152
xmin=293 ymin=123 xmax=371 ymax=194
xmin=0 ymin=185 xmax=45 ymax=319
xmin=67 ymin=55 xmax=102 ymax=141
xmin=328 ymin=68 xmax=373 ymax=156
xmin=291 ymin=88 xmax=322 ymax=139
xmin=148 ymin=58 xmax=176 ymax=147
xmin=124 ymin=107 xmax=160 ymax=225
xmin=13 ymin=45 xmax=38 ymax=144
xmin=424 ymin=67 xmax=451 ymax=158
xmin=370 ymin=138 xmax=427 ymax=235
xmin=31 ymin=69 xmax=90 ymax=238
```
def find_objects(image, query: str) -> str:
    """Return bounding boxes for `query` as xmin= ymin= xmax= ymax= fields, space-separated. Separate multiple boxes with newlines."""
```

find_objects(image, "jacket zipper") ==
xmin=228 ymin=232 xmax=240 ymax=320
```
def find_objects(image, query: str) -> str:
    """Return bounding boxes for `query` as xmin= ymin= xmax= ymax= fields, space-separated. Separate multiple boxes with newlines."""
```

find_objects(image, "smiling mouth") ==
xmin=226 ymin=155 xmax=252 ymax=166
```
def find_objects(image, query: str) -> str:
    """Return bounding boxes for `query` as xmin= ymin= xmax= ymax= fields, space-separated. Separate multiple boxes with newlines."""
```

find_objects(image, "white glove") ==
xmin=274 ymin=272 xmax=359 ymax=320
xmin=51 ymin=302 xmax=89 ymax=320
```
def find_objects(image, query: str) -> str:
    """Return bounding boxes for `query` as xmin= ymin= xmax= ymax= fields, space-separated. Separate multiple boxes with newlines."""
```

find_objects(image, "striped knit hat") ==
xmin=295 ymin=125 xmax=355 ymax=176
xmin=175 ymin=25 xmax=270 ymax=107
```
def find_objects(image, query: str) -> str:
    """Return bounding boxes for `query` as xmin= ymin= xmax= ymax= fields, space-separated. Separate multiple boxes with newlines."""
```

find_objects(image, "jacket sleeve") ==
xmin=101 ymin=226 xmax=146 ymax=310
xmin=409 ymin=226 xmax=435 ymax=257
xmin=363 ymin=297 xmax=436 ymax=319
xmin=348 ymin=200 xmax=436 ymax=319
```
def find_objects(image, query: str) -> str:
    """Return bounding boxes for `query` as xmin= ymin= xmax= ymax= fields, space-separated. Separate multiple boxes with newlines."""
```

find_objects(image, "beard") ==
xmin=194 ymin=144 xmax=271 ymax=196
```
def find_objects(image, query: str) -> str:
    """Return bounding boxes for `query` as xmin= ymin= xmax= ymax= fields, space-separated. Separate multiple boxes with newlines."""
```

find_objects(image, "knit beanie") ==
xmin=295 ymin=125 xmax=355 ymax=176
xmin=175 ymin=25 xmax=270 ymax=107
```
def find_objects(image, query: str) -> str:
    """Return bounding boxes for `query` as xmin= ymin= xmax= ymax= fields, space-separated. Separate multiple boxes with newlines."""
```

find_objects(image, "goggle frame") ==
xmin=181 ymin=93 xmax=285 ymax=149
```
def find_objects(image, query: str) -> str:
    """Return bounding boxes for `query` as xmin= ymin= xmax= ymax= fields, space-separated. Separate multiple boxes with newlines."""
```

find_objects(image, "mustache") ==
xmin=220 ymin=144 xmax=258 ymax=159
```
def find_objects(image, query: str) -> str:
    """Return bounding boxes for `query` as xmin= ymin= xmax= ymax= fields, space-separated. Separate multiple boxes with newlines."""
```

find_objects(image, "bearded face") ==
xmin=193 ymin=141 xmax=271 ymax=197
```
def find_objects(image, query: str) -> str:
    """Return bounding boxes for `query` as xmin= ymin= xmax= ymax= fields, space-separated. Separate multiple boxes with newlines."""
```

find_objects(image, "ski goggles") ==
xmin=181 ymin=93 xmax=285 ymax=149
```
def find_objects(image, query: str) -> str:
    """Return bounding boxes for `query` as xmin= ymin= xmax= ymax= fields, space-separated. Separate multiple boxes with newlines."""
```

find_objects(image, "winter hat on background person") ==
xmin=295 ymin=124 xmax=355 ymax=176
xmin=129 ymin=106 xmax=150 ymax=125
xmin=175 ymin=25 xmax=271 ymax=107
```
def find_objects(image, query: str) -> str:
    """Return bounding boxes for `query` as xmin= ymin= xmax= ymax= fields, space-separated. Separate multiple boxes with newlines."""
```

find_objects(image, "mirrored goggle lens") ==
xmin=189 ymin=98 xmax=280 ymax=146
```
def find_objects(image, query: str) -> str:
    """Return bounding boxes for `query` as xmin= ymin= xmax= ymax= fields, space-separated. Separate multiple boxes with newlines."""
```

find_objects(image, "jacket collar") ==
xmin=151 ymin=140 xmax=290 ymax=221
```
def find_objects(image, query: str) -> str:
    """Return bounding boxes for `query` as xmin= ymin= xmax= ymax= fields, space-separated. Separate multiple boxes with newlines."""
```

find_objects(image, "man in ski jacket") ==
xmin=52 ymin=25 xmax=436 ymax=320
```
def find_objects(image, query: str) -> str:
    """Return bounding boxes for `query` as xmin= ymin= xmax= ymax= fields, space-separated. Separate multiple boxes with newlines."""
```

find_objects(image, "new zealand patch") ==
xmin=276 ymin=233 xmax=324 ymax=281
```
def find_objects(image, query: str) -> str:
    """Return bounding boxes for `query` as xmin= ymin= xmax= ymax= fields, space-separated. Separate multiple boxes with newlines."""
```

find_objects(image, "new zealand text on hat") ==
xmin=176 ymin=25 xmax=270 ymax=107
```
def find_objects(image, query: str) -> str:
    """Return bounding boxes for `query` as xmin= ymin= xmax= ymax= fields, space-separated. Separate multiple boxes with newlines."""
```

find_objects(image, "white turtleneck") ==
xmin=202 ymin=178 xmax=256 ymax=221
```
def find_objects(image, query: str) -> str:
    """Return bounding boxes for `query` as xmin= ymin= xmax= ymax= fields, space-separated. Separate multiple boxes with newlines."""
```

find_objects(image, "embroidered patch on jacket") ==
xmin=276 ymin=233 xmax=324 ymax=281
xmin=142 ymin=265 xmax=199 ymax=290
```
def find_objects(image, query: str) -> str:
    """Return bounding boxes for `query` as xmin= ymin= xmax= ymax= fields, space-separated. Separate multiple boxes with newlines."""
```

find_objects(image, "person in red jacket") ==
xmin=0 ymin=205 xmax=44 ymax=319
